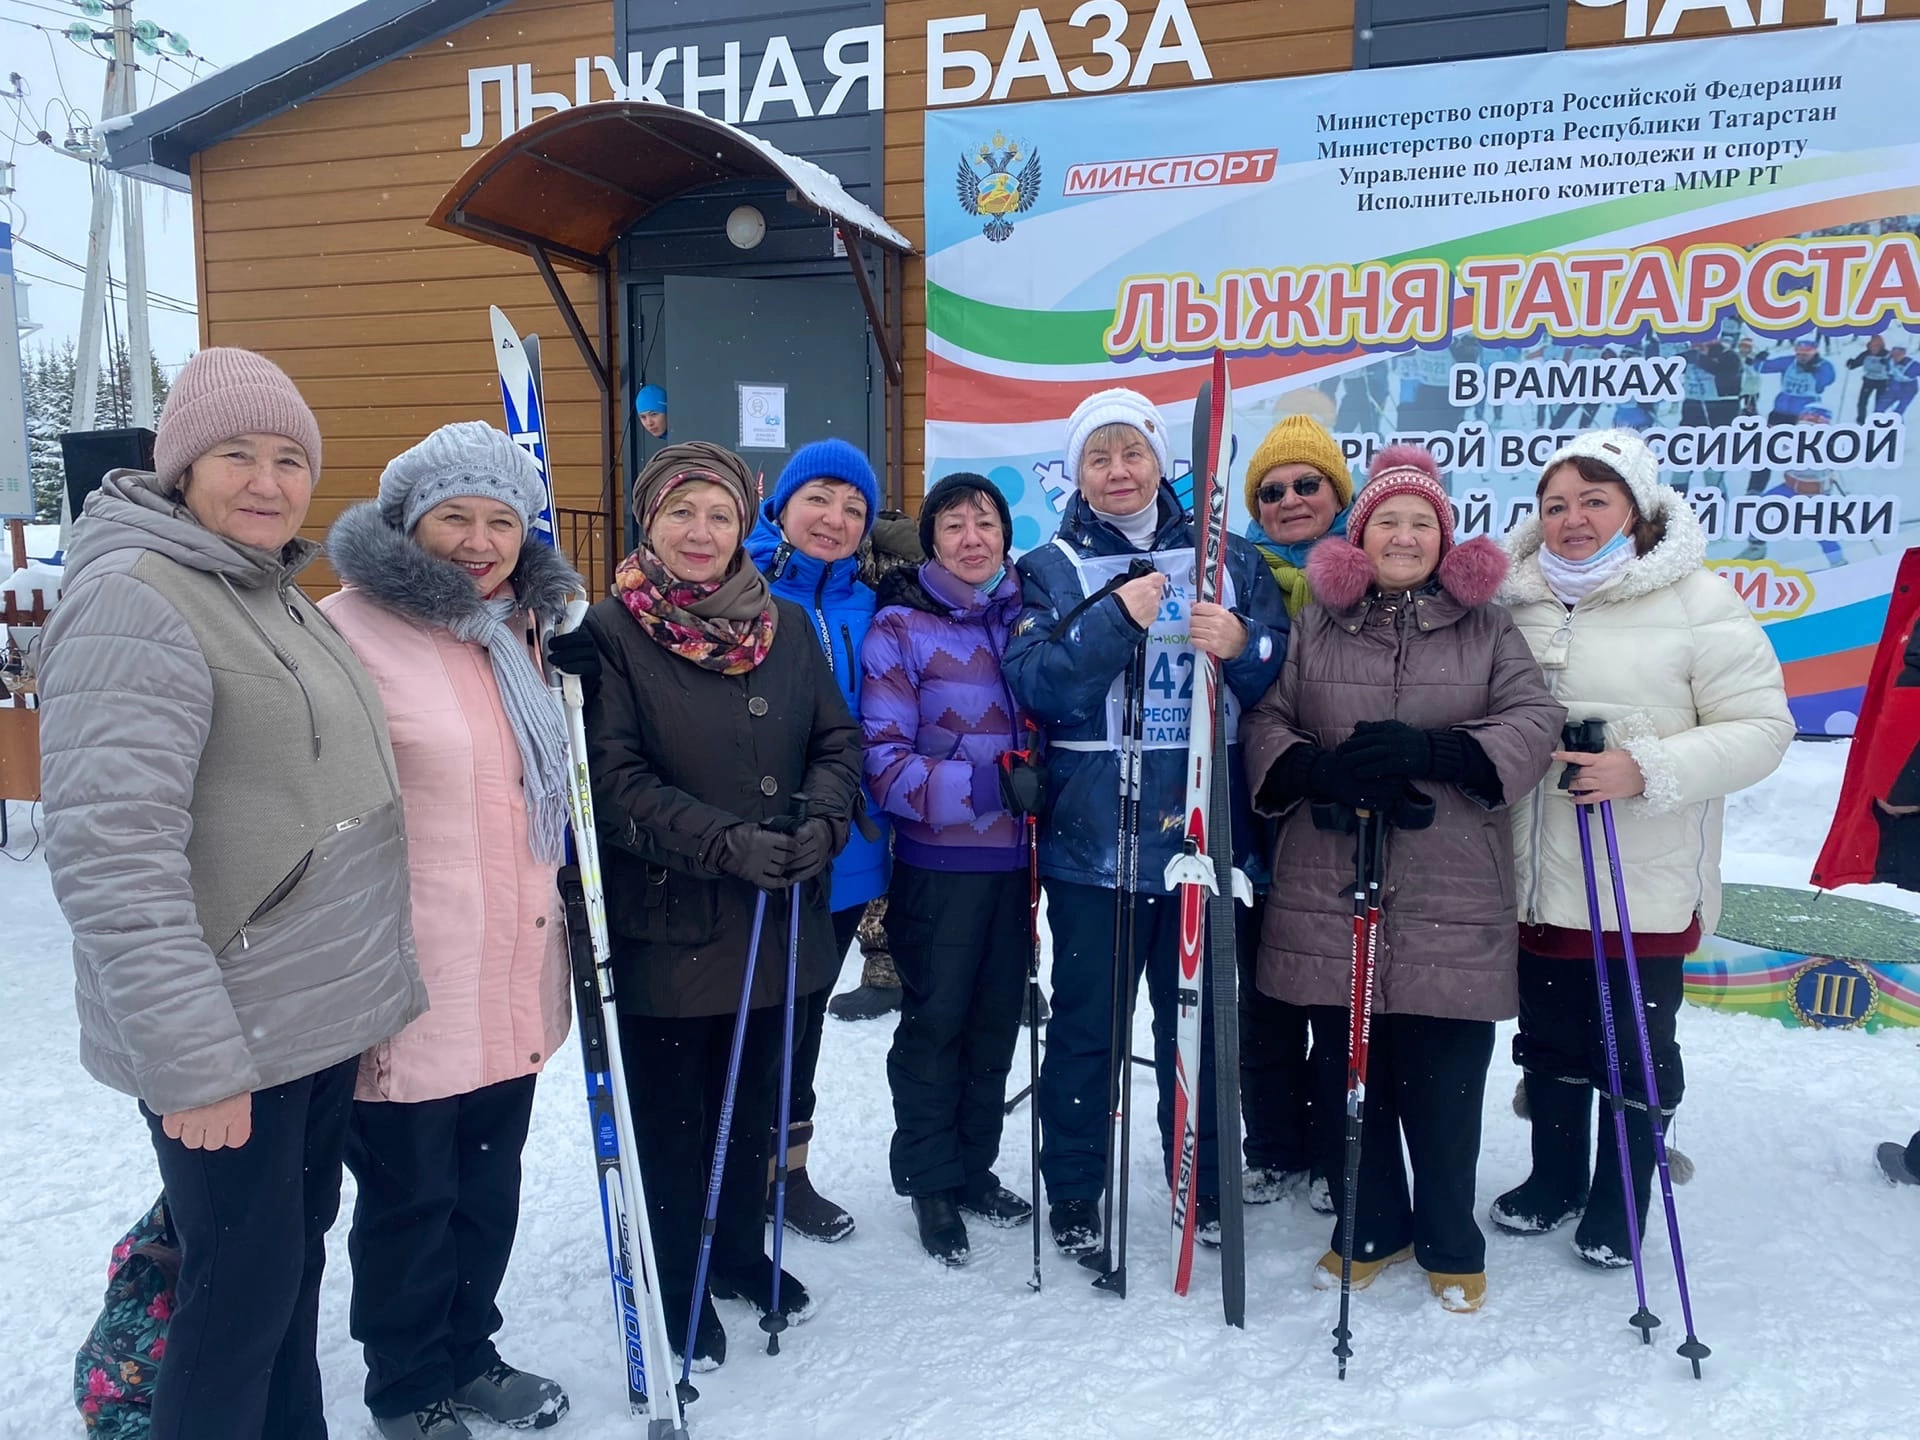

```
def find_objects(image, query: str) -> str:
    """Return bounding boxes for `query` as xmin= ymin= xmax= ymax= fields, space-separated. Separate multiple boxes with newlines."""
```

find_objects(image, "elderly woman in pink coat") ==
xmin=321 ymin=422 xmax=576 ymax=1440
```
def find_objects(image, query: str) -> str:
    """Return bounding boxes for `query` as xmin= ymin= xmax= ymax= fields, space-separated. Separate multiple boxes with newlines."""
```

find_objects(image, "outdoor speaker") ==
xmin=59 ymin=427 xmax=156 ymax=517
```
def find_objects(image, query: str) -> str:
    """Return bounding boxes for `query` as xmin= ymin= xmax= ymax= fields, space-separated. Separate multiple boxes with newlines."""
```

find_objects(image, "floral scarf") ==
xmin=614 ymin=545 xmax=778 ymax=674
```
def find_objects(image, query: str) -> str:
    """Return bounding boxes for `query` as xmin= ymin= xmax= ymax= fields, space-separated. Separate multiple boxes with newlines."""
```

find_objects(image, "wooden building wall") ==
xmin=882 ymin=1 xmax=1356 ymax=505
xmin=191 ymin=0 xmax=614 ymax=585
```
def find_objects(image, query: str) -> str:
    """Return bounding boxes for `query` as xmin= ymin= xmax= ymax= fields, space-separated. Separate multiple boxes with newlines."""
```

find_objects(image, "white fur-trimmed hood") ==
xmin=1498 ymin=481 xmax=1707 ymax=608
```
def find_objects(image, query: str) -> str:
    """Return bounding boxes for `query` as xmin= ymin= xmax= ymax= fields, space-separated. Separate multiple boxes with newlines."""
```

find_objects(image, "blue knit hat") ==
xmin=770 ymin=439 xmax=880 ymax=538
xmin=634 ymin=383 xmax=668 ymax=415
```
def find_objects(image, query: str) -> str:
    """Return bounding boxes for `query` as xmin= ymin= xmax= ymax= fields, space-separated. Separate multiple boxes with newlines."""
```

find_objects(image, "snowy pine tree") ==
xmin=21 ymin=340 xmax=175 ymax=522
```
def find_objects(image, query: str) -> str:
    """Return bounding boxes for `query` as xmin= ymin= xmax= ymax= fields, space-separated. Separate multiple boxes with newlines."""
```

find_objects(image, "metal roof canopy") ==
xmin=428 ymin=100 xmax=914 ymax=543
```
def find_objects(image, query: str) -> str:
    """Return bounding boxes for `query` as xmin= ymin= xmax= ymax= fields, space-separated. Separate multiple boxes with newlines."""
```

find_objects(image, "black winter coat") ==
xmin=582 ymin=595 xmax=863 ymax=1018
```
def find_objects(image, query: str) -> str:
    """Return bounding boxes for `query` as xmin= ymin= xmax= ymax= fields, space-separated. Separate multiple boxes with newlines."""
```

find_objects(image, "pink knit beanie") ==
xmin=154 ymin=348 xmax=323 ymax=493
xmin=1347 ymin=443 xmax=1454 ymax=554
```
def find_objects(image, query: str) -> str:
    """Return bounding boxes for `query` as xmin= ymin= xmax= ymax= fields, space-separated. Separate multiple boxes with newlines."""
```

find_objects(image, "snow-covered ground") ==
xmin=3 ymin=741 xmax=1917 ymax=1439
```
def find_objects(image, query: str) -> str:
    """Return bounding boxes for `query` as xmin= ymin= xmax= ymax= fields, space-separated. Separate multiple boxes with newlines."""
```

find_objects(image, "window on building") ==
xmin=1354 ymin=0 xmax=1569 ymax=69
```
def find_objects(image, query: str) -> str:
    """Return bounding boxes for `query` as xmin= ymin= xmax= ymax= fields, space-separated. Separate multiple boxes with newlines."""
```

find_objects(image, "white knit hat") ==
xmin=1542 ymin=428 xmax=1661 ymax=517
xmin=1062 ymin=387 xmax=1170 ymax=484
xmin=378 ymin=421 xmax=548 ymax=534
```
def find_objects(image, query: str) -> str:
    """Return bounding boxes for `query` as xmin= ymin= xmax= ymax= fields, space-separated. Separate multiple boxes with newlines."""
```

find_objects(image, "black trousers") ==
xmin=344 ymin=1076 xmax=538 ymax=1418
xmin=1239 ymin=899 xmax=1317 ymax=1175
xmin=784 ymin=904 xmax=865 ymax=1143
xmin=1309 ymin=1008 xmax=1495 ymax=1275
xmin=620 ymin=1007 xmax=783 ymax=1313
xmin=1038 ymin=881 xmax=1219 ymax=1201
xmin=884 ymin=863 xmax=1030 ymax=1196
xmin=141 ymin=1056 xmax=357 ymax=1440
xmin=1512 ymin=950 xmax=1685 ymax=1111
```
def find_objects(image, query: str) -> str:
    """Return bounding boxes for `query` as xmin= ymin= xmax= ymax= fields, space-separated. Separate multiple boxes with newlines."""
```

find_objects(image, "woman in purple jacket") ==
xmin=861 ymin=473 xmax=1039 ymax=1266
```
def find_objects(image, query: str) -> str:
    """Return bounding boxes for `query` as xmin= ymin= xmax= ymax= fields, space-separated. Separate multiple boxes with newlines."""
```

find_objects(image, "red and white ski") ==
xmin=1167 ymin=351 xmax=1248 ymax=1299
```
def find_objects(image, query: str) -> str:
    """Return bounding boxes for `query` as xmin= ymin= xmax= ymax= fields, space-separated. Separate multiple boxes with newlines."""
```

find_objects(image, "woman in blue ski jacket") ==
xmin=1003 ymin=387 xmax=1289 ymax=1257
xmin=743 ymin=437 xmax=890 ymax=1243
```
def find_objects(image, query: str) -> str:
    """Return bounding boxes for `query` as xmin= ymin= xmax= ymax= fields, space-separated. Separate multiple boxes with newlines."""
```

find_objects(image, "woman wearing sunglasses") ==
xmin=1236 ymin=413 xmax=1358 ymax=1214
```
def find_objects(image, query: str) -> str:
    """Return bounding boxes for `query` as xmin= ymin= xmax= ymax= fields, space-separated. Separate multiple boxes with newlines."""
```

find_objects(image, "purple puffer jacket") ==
xmin=860 ymin=561 xmax=1027 ymax=872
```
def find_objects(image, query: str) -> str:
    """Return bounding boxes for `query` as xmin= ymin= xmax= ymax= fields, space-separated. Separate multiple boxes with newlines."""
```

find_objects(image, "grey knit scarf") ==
xmin=326 ymin=501 xmax=581 ymax=863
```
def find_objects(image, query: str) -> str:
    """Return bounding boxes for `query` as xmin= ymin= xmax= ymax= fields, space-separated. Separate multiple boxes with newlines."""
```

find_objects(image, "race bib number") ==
xmin=1060 ymin=543 xmax=1240 ymax=751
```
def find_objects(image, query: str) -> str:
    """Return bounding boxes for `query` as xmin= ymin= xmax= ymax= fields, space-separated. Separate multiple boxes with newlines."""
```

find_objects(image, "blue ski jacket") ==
xmin=745 ymin=505 xmax=890 ymax=915
xmin=1004 ymin=483 xmax=1288 ymax=891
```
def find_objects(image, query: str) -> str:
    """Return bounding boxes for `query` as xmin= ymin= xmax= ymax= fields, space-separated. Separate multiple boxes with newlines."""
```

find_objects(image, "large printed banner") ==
xmin=923 ymin=21 xmax=1920 ymax=736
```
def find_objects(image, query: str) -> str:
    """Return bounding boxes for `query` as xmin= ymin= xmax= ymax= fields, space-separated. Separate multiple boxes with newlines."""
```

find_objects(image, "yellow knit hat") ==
xmin=1242 ymin=414 xmax=1353 ymax=515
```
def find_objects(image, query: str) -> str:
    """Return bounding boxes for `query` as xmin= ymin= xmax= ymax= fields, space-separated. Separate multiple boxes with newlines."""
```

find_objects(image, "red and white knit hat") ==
xmin=1347 ymin=443 xmax=1454 ymax=554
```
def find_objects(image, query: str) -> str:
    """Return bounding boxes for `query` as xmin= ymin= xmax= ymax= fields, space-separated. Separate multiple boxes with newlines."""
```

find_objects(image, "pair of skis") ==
xmin=499 ymin=307 xmax=689 ymax=1436
xmin=1166 ymin=351 xmax=1250 ymax=1326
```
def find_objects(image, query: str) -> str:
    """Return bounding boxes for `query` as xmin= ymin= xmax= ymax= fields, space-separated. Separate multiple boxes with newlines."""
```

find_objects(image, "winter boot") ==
xmin=912 ymin=1192 xmax=971 ymax=1265
xmin=1490 ymin=1074 xmax=1593 ymax=1235
xmin=709 ymin=1254 xmax=816 ymax=1326
xmin=830 ymin=910 xmax=903 ymax=1020
xmin=1243 ymin=1166 xmax=1308 ymax=1205
xmin=669 ymin=1292 xmax=726 ymax=1373
xmin=827 ymin=984 xmax=902 ymax=1021
xmin=374 ymin=1401 xmax=472 ymax=1440
xmin=451 ymin=1362 xmax=568 ymax=1430
xmin=1575 ymin=1104 xmax=1657 ymax=1270
xmin=1048 ymin=1198 xmax=1102 ymax=1256
xmin=959 ymin=1177 xmax=1033 ymax=1228
xmin=768 ymin=1122 xmax=856 ymax=1242
xmin=1878 ymin=1138 xmax=1920 ymax=1186
xmin=1311 ymin=1243 xmax=1413 ymax=1291
xmin=1193 ymin=1196 xmax=1222 ymax=1249
xmin=1308 ymin=1174 xmax=1334 ymax=1215
xmin=1427 ymin=1270 xmax=1487 ymax=1313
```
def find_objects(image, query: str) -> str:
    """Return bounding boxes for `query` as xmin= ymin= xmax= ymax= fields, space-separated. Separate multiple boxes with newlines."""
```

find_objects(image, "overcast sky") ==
xmin=4 ymin=0 xmax=361 ymax=369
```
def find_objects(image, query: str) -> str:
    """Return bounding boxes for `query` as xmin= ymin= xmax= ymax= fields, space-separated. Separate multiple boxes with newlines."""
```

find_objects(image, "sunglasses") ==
xmin=1257 ymin=477 xmax=1326 ymax=504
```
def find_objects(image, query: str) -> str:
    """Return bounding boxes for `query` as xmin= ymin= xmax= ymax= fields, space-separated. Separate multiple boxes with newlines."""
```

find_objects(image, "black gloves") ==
xmin=1305 ymin=748 xmax=1392 ymax=813
xmin=783 ymin=818 xmax=836 ymax=885
xmin=1339 ymin=720 xmax=1433 ymax=781
xmin=1260 ymin=744 xmax=1391 ymax=814
xmin=710 ymin=816 xmax=841 ymax=889
xmin=710 ymin=823 xmax=796 ymax=890
xmin=545 ymin=628 xmax=602 ymax=707
xmin=998 ymin=750 xmax=1047 ymax=817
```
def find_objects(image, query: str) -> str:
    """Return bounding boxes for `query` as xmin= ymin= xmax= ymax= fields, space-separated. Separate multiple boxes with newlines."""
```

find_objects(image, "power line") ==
xmin=17 ymin=264 xmax=197 ymax=316
xmin=14 ymin=233 xmax=196 ymax=311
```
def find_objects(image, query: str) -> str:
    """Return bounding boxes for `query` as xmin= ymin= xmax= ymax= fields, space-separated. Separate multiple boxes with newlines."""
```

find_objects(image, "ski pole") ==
xmin=1574 ymin=796 xmax=1660 ymax=1347
xmin=1600 ymin=800 xmax=1710 ymax=1380
xmin=1091 ymin=636 xmax=1149 ymax=1297
xmin=1088 ymin=668 xmax=1134 ymax=1284
xmin=764 ymin=793 xmax=812 ymax=1356
xmin=681 ymin=888 xmax=770 ymax=1389
xmin=547 ymin=602 xmax=691 ymax=1438
xmin=1332 ymin=806 xmax=1384 ymax=1381
xmin=1024 ymin=791 xmax=1044 ymax=1294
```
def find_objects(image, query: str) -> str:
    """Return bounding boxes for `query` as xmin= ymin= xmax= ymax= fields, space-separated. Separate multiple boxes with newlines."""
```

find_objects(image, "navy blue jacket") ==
xmin=1004 ymin=484 xmax=1288 ymax=890
xmin=744 ymin=505 xmax=890 ymax=913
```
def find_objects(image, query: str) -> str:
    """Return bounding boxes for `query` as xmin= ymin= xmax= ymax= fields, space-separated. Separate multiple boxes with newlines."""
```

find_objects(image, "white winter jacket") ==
xmin=1500 ymin=491 xmax=1793 ymax=937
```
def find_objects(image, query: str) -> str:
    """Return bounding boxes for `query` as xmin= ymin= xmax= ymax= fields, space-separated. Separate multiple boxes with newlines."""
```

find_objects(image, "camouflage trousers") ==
xmin=856 ymin=895 xmax=899 ymax=989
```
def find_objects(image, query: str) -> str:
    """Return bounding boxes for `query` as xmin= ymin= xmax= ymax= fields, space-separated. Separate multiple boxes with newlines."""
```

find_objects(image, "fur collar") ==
xmin=326 ymin=501 xmax=581 ymax=630
xmin=1497 ymin=483 xmax=1707 ymax=608
xmin=1306 ymin=534 xmax=1509 ymax=615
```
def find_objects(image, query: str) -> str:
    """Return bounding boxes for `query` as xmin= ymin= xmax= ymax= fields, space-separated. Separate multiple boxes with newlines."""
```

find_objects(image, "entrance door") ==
xmin=663 ymin=275 xmax=875 ymax=504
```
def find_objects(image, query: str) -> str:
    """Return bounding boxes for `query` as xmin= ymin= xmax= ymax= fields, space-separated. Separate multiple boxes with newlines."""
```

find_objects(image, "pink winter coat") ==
xmin=319 ymin=570 xmax=572 ymax=1104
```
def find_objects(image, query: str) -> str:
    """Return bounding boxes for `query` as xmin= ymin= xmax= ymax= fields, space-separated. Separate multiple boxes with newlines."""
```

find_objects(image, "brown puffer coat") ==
xmin=1245 ymin=535 xmax=1562 ymax=1022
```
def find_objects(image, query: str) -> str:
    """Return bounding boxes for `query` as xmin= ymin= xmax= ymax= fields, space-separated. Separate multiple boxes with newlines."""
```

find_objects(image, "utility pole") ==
xmin=115 ymin=5 xmax=152 ymax=429
xmin=65 ymin=0 xmax=152 ymax=536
